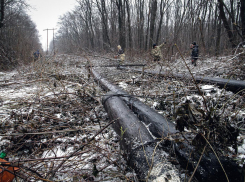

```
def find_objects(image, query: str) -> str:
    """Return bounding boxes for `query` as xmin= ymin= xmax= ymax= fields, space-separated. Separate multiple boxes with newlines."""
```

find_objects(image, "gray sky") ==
xmin=26 ymin=0 xmax=77 ymax=51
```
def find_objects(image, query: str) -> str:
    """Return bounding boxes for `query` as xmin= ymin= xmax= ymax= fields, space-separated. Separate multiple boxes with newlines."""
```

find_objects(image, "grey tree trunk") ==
xmin=137 ymin=0 xmax=144 ymax=49
xmin=125 ymin=0 xmax=132 ymax=48
xmin=241 ymin=0 xmax=245 ymax=41
xmin=149 ymin=0 xmax=157 ymax=48
xmin=215 ymin=15 xmax=222 ymax=56
xmin=116 ymin=0 xmax=126 ymax=49
xmin=0 ymin=0 xmax=4 ymax=28
xmin=96 ymin=0 xmax=111 ymax=50
xmin=156 ymin=0 xmax=164 ymax=44
xmin=217 ymin=0 xmax=236 ymax=47
xmin=144 ymin=1 xmax=151 ymax=50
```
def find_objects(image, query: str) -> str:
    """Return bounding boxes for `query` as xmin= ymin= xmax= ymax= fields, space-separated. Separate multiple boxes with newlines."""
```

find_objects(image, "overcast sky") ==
xmin=26 ymin=0 xmax=77 ymax=51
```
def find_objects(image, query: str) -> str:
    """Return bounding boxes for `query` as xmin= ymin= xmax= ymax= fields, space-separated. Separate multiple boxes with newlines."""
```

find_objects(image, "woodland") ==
xmin=0 ymin=0 xmax=245 ymax=64
xmin=0 ymin=0 xmax=245 ymax=182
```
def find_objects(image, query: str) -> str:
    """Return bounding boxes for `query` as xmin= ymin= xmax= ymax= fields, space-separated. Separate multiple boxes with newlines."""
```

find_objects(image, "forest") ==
xmin=0 ymin=0 xmax=41 ymax=70
xmin=0 ymin=0 xmax=245 ymax=182
xmin=0 ymin=0 xmax=245 ymax=68
xmin=55 ymin=0 xmax=245 ymax=55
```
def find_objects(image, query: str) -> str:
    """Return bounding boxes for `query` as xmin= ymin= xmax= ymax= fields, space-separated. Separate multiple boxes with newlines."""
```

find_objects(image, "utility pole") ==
xmin=43 ymin=28 xmax=56 ymax=55
xmin=53 ymin=28 xmax=55 ymax=55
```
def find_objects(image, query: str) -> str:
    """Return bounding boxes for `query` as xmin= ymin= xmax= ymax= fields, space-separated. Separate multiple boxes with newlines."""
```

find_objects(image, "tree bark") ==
xmin=217 ymin=0 xmax=236 ymax=47
xmin=144 ymin=1 xmax=151 ymax=50
xmin=110 ymin=0 xmax=117 ymax=47
xmin=0 ymin=0 xmax=4 ymax=28
xmin=86 ymin=0 xmax=95 ymax=49
xmin=137 ymin=0 xmax=144 ymax=49
xmin=149 ymin=0 xmax=157 ymax=48
xmin=125 ymin=0 xmax=132 ymax=48
xmin=102 ymin=92 xmax=154 ymax=151
xmin=96 ymin=0 xmax=111 ymax=50
xmin=156 ymin=0 xmax=164 ymax=44
xmin=102 ymin=92 xmax=181 ymax=181
xmin=241 ymin=0 xmax=245 ymax=41
xmin=215 ymin=13 xmax=222 ymax=56
xmin=116 ymin=0 xmax=126 ymax=49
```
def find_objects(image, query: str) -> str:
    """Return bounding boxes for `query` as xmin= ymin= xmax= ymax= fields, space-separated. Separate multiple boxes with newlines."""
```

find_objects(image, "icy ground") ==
xmin=0 ymin=53 xmax=244 ymax=181
xmin=0 ymin=56 xmax=134 ymax=182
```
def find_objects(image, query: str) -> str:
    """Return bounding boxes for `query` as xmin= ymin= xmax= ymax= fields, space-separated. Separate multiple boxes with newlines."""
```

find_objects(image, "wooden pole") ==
xmin=43 ymin=28 xmax=56 ymax=55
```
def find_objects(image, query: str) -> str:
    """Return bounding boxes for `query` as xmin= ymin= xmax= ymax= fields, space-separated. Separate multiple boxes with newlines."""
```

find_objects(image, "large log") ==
xmin=92 ymin=69 xmax=177 ymax=138
xmin=102 ymin=92 xmax=153 ymax=151
xmin=119 ymin=67 xmax=245 ymax=93
xmin=93 ymin=69 xmax=244 ymax=182
xmin=174 ymin=140 xmax=244 ymax=182
xmin=102 ymin=92 xmax=181 ymax=181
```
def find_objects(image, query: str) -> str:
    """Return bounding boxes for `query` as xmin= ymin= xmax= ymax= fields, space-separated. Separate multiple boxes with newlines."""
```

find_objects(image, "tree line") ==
xmin=55 ymin=0 xmax=245 ymax=58
xmin=0 ymin=0 xmax=41 ymax=70
xmin=0 ymin=0 xmax=244 ymax=71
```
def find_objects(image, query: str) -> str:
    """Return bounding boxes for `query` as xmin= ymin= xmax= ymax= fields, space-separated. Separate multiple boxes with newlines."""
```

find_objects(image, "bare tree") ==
xmin=109 ymin=0 xmax=117 ymax=47
xmin=144 ymin=0 xmax=151 ymax=50
xmin=116 ymin=0 xmax=126 ymax=49
xmin=218 ymin=0 xmax=235 ymax=47
xmin=96 ymin=0 xmax=111 ymax=50
xmin=217 ymin=0 xmax=242 ymax=48
xmin=0 ymin=0 xmax=41 ymax=70
xmin=215 ymin=6 xmax=222 ymax=55
xmin=0 ymin=0 xmax=4 ymax=28
xmin=77 ymin=0 xmax=95 ymax=49
xmin=156 ymin=0 xmax=164 ymax=44
xmin=54 ymin=0 xmax=244 ymax=55
xmin=241 ymin=0 xmax=245 ymax=41
xmin=136 ymin=0 xmax=144 ymax=49
xmin=125 ymin=0 xmax=132 ymax=48
xmin=149 ymin=0 xmax=157 ymax=48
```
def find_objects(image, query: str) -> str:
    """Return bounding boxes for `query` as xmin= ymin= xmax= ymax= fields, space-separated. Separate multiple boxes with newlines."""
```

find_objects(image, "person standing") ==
xmin=151 ymin=42 xmax=166 ymax=62
xmin=117 ymin=45 xmax=125 ymax=65
xmin=33 ymin=50 xmax=41 ymax=61
xmin=190 ymin=42 xmax=199 ymax=66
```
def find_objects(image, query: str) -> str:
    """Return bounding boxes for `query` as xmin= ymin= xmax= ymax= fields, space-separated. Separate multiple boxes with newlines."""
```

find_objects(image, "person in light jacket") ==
xmin=151 ymin=42 xmax=166 ymax=62
xmin=117 ymin=45 xmax=125 ymax=65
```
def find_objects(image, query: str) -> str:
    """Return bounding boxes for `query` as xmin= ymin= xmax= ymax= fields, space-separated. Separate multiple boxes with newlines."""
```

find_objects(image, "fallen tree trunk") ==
xmin=102 ymin=92 xmax=181 ymax=181
xmin=92 ymin=69 xmax=177 ymax=138
xmin=83 ymin=64 xmax=146 ymax=68
xmin=174 ymin=141 xmax=244 ymax=182
xmin=93 ymin=69 xmax=244 ymax=182
xmin=119 ymin=67 xmax=245 ymax=93
xmin=102 ymin=92 xmax=154 ymax=151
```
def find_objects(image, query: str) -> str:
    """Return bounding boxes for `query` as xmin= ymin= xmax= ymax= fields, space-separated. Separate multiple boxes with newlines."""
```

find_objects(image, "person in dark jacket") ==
xmin=190 ymin=42 xmax=199 ymax=66
xmin=33 ymin=50 xmax=41 ymax=61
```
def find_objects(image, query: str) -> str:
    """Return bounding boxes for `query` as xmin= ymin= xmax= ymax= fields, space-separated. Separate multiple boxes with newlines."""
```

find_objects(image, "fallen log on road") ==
xmin=93 ymin=69 xmax=244 ymax=182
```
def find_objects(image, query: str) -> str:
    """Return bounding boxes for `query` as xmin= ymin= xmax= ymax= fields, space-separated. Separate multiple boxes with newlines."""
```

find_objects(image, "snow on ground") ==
xmin=0 ymin=55 xmax=137 ymax=181
xmin=0 ymin=53 xmax=244 ymax=181
xmin=92 ymin=53 xmax=245 ymax=171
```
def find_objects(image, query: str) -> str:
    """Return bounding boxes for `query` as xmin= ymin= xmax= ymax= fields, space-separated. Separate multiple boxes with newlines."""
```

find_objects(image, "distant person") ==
xmin=117 ymin=45 xmax=125 ymax=65
xmin=151 ymin=41 xmax=166 ymax=62
xmin=33 ymin=50 xmax=41 ymax=61
xmin=190 ymin=42 xmax=199 ymax=66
